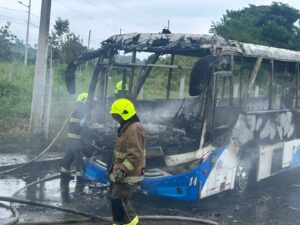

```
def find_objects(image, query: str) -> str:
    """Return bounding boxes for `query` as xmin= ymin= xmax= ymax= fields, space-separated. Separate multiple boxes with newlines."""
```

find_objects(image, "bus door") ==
xmin=212 ymin=70 xmax=233 ymax=134
xmin=202 ymin=71 xmax=236 ymax=197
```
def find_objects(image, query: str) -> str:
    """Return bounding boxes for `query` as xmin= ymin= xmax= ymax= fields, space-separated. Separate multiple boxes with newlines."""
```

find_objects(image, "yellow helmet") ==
xmin=110 ymin=98 xmax=136 ymax=121
xmin=115 ymin=81 xmax=128 ymax=95
xmin=76 ymin=92 xmax=88 ymax=103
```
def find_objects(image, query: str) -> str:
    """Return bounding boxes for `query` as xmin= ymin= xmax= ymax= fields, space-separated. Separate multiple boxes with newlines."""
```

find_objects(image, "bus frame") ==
xmin=65 ymin=32 xmax=300 ymax=201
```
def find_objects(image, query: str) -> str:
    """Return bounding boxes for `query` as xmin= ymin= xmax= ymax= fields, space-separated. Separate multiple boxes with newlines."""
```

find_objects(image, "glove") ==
xmin=114 ymin=169 xmax=127 ymax=183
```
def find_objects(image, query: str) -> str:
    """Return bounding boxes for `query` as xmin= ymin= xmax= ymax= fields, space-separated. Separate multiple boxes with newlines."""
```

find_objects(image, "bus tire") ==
xmin=234 ymin=159 xmax=251 ymax=192
xmin=234 ymin=150 xmax=258 ymax=193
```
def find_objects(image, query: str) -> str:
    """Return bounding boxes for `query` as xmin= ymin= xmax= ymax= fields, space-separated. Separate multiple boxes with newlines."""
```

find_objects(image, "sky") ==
xmin=1 ymin=0 xmax=300 ymax=49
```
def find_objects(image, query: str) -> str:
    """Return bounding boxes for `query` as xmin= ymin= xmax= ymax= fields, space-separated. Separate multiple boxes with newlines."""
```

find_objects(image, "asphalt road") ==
xmin=1 ymin=166 xmax=300 ymax=225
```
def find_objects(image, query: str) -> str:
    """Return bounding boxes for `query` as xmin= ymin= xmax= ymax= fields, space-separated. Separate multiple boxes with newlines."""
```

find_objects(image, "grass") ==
xmin=0 ymin=55 xmax=195 ymax=140
xmin=0 ymin=61 xmax=94 ymax=139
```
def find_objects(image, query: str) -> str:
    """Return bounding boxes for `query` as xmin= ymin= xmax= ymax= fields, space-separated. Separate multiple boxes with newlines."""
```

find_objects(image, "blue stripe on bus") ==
xmin=140 ymin=143 xmax=228 ymax=201
xmin=83 ymin=143 xmax=228 ymax=201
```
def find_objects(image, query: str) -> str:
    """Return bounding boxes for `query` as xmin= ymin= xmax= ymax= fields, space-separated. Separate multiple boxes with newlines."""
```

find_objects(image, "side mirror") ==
xmin=189 ymin=58 xmax=212 ymax=96
xmin=189 ymin=56 xmax=230 ymax=96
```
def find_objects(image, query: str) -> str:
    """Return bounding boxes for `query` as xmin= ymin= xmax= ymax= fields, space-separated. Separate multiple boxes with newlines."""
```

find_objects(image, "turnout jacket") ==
xmin=110 ymin=117 xmax=145 ymax=183
xmin=68 ymin=102 xmax=85 ymax=139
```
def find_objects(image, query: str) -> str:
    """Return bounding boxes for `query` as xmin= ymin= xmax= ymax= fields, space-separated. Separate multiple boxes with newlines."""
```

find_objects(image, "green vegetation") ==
xmin=0 ymin=62 xmax=33 ymax=117
xmin=141 ymin=55 xmax=197 ymax=99
xmin=0 ymin=18 xmax=90 ymax=138
xmin=210 ymin=2 xmax=300 ymax=50
xmin=0 ymin=61 xmax=94 ymax=137
xmin=105 ymin=55 xmax=197 ymax=100
xmin=1 ymin=2 xmax=300 ymax=139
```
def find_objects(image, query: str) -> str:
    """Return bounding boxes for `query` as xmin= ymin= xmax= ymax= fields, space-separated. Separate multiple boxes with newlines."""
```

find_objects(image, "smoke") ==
xmin=134 ymin=98 xmax=202 ymax=147
xmin=137 ymin=97 xmax=202 ymax=125
xmin=137 ymin=101 xmax=181 ymax=124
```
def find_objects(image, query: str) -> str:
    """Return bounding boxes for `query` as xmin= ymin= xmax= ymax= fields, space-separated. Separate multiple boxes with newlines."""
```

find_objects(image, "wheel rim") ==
xmin=235 ymin=163 xmax=249 ymax=192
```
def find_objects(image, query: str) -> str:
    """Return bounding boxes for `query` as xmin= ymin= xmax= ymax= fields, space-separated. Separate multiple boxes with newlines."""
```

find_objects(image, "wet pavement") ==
xmin=133 ymin=168 xmax=300 ymax=225
xmin=0 ymin=154 xmax=28 ymax=167
xmin=1 ymin=156 xmax=300 ymax=225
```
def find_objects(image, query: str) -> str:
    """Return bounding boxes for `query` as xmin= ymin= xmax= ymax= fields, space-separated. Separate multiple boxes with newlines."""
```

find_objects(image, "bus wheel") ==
xmin=234 ymin=160 xmax=250 ymax=192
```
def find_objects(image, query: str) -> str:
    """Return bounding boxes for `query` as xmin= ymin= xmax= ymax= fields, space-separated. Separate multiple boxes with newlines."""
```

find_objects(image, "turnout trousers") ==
xmin=111 ymin=182 xmax=139 ymax=225
xmin=61 ymin=139 xmax=83 ymax=174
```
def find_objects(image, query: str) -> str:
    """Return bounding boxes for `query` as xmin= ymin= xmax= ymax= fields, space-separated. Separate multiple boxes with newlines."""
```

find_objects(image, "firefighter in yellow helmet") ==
xmin=115 ymin=80 xmax=129 ymax=98
xmin=109 ymin=98 xmax=145 ymax=225
xmin=60 ymin=92 xmax=88 ymax=192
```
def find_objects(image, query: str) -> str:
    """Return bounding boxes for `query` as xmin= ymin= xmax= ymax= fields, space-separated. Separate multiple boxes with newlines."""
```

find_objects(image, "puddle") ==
xmin=0 ymin=152 xmax=64 ymax=167
xmin=1 ymin=155 xmax=300 ymax=224
xmin=0 ymin=178 xmax=25 ymax=219
xmin=0 ymin=154 xmax=27 ymax=166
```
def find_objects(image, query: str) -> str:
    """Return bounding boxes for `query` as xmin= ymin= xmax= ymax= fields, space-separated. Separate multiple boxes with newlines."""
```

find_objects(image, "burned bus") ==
xmin=65 ymin=32 xmax=300 ymax=201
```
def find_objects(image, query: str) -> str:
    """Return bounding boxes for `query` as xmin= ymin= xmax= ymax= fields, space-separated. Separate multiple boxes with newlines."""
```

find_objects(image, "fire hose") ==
xmin=0 ymin=173 xmax=218 ymax=225
xmin=0 ymin=116 xmax=71 ymax=175
xmin=0 ymin=112 xmax=218 ymax=224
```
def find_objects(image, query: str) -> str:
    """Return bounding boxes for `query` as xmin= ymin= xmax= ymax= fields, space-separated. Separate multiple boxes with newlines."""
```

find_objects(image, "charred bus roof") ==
xmin=66 ymin=32 xmax=300 ymax=94
xmin=101 ymin=32 xmax=300 ymax=62
xmin=101 ymin=33 xmax=227 ymax=57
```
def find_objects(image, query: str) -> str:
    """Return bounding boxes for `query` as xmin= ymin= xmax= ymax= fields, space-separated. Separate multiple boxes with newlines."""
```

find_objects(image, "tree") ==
xmin=61 ymin=33 xmax=86 ymax=64
xmin=50 ymin=17 xmax=70 ymax=62
xmin=210 ymin=2 xmax=300 ymax=50
xmin=50 ymin=17 xmax=86 ymax=64
xmin=51 ymin=17 xmax=69 ymax=47
xmin=0 ymin=23 xmax=16 ymax=61
xmin=0 ymin=22 xmax=36 ymax=63
xmin=54 ymin=17 xmax=69 ymax=37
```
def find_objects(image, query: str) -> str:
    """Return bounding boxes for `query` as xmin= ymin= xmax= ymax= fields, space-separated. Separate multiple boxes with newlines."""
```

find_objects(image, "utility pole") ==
xmin=85 ymin=30 xmax=91 ymax=72
xmin=30 ymin=0 xmax=52 ymax=137
xmin=43 ymin=46 xmax=53 ymax=138
xmin=18 ymin=0 xmax=31 ymax=66
xmin=87 ymin=29 xmax=91 ymax=50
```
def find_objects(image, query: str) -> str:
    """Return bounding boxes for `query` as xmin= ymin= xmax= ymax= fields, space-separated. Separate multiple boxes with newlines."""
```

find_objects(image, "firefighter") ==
xmin=109 ymin=98 xmax=145 ymax=225
xmin=115 ymin=80 xmax=129 ymax=99
xmin=60 ymin=92 xmax=88 ymax=191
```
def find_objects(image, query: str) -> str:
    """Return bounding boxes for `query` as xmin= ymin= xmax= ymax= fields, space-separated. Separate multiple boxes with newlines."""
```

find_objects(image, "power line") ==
xmin=83 ymin=0 xmax=154 ymax=32
xmin=0 ymin=14 xmax=38 ymax=30
xmin=29 ymin=22 xmax=39 ymax=29
xmin=54 ymin=0 xmax=119 ymax=30
xmin=0 ymin=6 xmax=26 ymax=14
xmin=0 ymin=14 xmax=26 ymax=23
xmin=103 ymin=0 xmax=162 ymax=28
xmin=29 ymin=10 xmax=54 ymax=30
xmin=0 ymin=6 xmax=40 ymax=23
xmin=30 ymin=12 xmax=40 ymax=20
xmin=0 ymin=3 xmax=67 ymax=28
xmin=0 ymin=6 xmax=26 ymax=13
xmin=1 ymin=15 xmax=40 ymax=30
xmin=0 ymin=19 xmax=25 ymax=26
xmin=0 ymin=14 xmax=36 ymax=26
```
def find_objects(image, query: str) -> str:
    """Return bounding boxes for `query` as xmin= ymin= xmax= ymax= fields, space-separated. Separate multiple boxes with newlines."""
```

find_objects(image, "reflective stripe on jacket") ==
xmin=110 ymin=122 xmax=145 ymax=183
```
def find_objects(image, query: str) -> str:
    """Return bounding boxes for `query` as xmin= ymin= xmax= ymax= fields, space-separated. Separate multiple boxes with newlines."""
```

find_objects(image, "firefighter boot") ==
xmin=60 ymin=182 xmax=70 ymax=203
xmin=60 ymin=172 xmax=73 ymax=185
xmin=124 ymin=216 xmax=140 ymax=225
xmin=75 ymin=174 xmax=88 ymax=193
